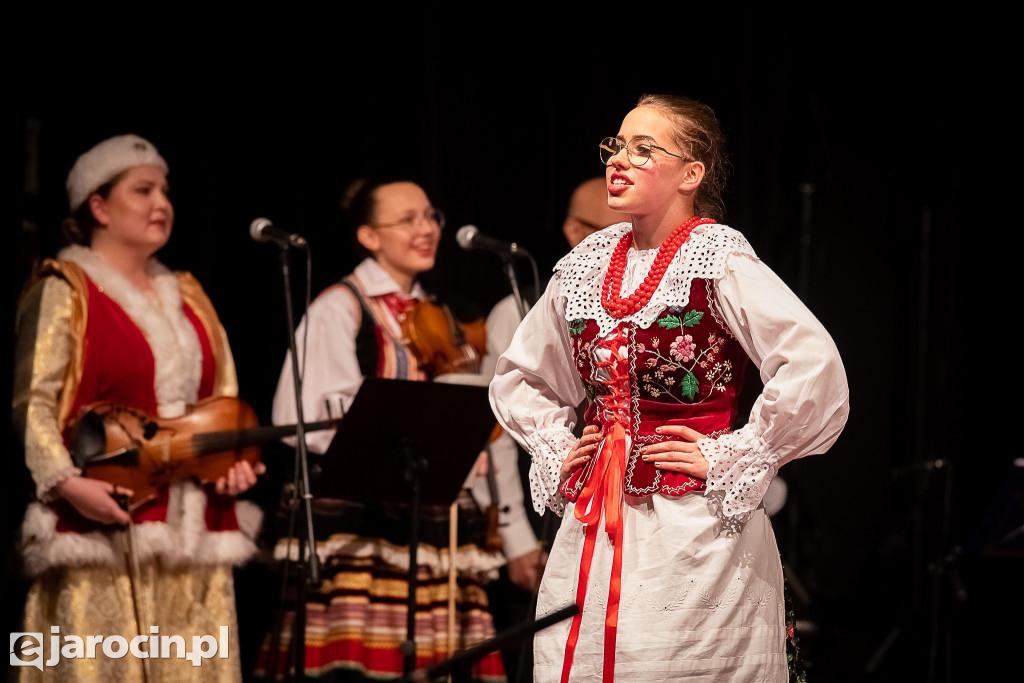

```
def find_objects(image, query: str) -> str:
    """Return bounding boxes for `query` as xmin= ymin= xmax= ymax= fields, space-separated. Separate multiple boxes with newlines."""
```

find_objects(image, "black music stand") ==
xmin=315 ymin=377 xmax=497 ymax=678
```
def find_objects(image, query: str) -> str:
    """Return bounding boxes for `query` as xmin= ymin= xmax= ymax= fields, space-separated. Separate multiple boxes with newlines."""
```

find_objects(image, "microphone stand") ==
xmin=400 ymin=438 xmax=427 ymax=678
xmin=497 ymin=247 xmax=542 ymax=682
xmin=500 ymin=246 xmax=539 ymax=320
xmin=276 ymin=243 xmax=320 ymax=681
xmin=503 ymin=255 xmax=528 ymax=320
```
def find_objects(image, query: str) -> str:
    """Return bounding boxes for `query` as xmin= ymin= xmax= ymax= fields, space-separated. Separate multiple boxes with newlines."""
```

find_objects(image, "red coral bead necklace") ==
xmin=601 ymin=215 xmax=716 ymax=319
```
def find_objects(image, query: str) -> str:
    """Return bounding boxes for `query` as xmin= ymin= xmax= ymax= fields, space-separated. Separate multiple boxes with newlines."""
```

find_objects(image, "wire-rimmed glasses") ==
xmin=599 ymin=136 xmax=686 ymax=167
xmin=374 ymin=208 xmax=446 ymax=232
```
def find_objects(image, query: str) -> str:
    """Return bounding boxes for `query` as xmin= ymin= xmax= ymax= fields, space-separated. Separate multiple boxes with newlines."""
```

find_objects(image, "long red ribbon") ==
xmin=560 ymin=335 xmax=630 ymax=683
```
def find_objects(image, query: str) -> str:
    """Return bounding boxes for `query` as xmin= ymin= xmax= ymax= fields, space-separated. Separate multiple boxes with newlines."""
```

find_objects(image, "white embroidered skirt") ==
xmin=535 ymin=493 xmax=787 ymax=682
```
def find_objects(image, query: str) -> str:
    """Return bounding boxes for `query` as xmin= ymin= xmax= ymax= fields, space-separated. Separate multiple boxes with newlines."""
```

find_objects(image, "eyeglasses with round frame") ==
xmin=373 ymin=208 xmax=446 ymax=232
xmin=599 ymin=136 xmax=687 ymax=167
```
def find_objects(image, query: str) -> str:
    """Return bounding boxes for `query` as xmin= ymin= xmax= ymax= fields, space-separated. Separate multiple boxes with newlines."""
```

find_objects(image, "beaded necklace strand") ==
xmin=600 ymin=216 xmax=716 ymax=319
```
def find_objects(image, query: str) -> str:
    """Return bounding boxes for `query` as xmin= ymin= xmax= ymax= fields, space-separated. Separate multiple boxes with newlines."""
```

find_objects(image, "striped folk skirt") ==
xmin=255 ymin=499 xmax=507 ymax=682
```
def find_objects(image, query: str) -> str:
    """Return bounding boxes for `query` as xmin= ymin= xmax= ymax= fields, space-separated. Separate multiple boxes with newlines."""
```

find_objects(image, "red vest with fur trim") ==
xmin=52 ymin=275 xmax=238 ymax=532
xmin=560 ymin=278 xmax=748 ymax=500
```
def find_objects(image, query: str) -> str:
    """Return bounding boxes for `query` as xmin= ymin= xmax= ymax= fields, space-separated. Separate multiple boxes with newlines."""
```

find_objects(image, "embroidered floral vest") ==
xmin=561 ymin=278 xmax=748 ymax=500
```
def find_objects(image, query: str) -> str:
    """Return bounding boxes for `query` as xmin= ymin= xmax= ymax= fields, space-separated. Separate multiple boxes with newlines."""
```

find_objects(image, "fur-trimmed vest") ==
xmin=17 ymin=252 xmax=260 ymax=576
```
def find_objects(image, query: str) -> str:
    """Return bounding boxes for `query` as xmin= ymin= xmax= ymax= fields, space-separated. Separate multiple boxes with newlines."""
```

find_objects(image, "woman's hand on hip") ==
xmin=640 ymin=424 xmax=710 ymax=479
xmin=561 ymin=425 xmax=602 ymax=485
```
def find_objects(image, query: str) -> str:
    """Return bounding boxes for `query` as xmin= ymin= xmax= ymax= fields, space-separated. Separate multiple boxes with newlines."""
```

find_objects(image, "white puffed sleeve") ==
xmin=700 ymin=253 xmax=850 ymax=523
xmin=272 ymin=286 xmax=363 ymax=454
xmin=489 ymin=276 xmax=586 ymax=516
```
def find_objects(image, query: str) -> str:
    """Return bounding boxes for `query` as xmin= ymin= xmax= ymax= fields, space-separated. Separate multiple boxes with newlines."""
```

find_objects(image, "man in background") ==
xmin=484 ymin=176 xmax=622 ymax=372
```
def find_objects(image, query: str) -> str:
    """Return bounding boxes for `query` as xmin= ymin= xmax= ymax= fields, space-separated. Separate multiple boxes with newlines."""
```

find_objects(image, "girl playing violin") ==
xmin=262 ymin=178 xmax=530 ymax=681
xmin=13 ymin=134 xmax=263 ymax=681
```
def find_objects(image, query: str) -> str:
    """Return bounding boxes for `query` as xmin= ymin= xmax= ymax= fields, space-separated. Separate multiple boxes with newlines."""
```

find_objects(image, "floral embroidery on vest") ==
xmin=562 ymin=279 xmax=748 ymax=501
xmin=636 ymin=306 xmax=734 ymax=405
xmin=568 ymin=318 xmax=587 ymax=337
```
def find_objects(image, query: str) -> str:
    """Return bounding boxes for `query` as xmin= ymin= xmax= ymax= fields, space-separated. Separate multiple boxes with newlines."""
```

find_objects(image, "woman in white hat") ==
xmin=13 ymin=134 xmax=262 ymax=681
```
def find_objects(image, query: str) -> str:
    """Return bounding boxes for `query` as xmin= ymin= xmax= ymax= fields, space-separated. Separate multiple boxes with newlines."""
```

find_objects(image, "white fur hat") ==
xmin=66 ymin=134 xmax=168 ymax=211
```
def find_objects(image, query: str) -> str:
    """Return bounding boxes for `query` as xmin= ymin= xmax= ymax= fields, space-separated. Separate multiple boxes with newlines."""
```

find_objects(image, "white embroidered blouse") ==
xmin=489 ymin=222 xmax=850 ymax=523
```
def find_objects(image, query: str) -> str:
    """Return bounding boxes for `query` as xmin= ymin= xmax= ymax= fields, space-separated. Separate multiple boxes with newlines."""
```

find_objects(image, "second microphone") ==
xmin=250 ymin=217 xmax=308 ymax=249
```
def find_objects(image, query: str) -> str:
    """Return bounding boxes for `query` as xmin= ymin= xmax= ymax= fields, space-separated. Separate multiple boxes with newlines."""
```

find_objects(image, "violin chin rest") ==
xmin=69 ymin=410 xmax=108 ymax=468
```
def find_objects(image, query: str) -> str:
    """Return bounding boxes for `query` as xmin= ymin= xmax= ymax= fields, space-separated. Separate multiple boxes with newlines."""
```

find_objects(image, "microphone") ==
xmin=456 ymin=225 xmax=530 ymax=258
xmin=250 ymin=217 xmax=308 ymax=249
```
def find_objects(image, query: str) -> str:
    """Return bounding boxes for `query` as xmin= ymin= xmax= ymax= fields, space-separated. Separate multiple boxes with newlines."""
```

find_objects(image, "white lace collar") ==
xmin=59 ymin=245 xmax=203 ymax=418
xmin=553 ymin=222 xmax=759 ymax=337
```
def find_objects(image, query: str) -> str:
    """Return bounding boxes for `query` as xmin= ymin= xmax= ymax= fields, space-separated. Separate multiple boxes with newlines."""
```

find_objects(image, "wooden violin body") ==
xmin=402 ymin=299 xmax=485 ymax=380
xmin=69 ymin=396 xmax=335 ymax=510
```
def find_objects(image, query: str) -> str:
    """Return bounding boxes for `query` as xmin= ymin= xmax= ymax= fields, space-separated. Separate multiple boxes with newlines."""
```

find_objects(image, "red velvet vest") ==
xmin=561 ymin=278 xmax=747 ymax=500
xmin=64 ymin=278 xmax=217 ymax=421
xmin=53 ymin=276 xmax=235 ymax=531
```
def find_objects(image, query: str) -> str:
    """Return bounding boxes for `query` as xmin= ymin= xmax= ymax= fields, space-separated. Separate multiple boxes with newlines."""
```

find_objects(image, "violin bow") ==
xmin=116 ymin=492 xmax=151 ymax=683
xmin=485 ymin=444 xmax=504 ymax=553
xmin=448 ymin=500 xmax=458 ymax=659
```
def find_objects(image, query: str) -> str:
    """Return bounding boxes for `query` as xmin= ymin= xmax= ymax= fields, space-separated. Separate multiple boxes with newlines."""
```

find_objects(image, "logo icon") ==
xmin=10 ymin=632 xmax=44 ymax=671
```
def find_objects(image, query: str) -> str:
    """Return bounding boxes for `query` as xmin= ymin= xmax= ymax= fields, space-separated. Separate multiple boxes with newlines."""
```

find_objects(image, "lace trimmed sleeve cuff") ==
xmin=700 ymin=251 xmax=849 ymax=528
xmin=524 ymin=426 xmax=577 ymax=516
xmin=699 ymin=430 xmax=779 ymax=526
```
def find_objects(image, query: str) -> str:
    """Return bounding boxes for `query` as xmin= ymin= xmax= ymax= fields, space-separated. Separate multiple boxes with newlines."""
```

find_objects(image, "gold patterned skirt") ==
xmin=18 ymin=563 xmax=241 ymax=682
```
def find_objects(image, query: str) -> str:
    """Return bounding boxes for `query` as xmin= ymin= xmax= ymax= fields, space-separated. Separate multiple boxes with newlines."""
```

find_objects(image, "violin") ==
xmin=402 ymin=299 xmax=486 ymax=380
xmin=68 ymin=396 xmax=337 ymax=511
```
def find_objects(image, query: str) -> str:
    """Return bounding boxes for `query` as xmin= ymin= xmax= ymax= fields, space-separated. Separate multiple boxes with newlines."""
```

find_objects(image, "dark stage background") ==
xmin=4 ymin=10 xmax=1012 ymax=682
